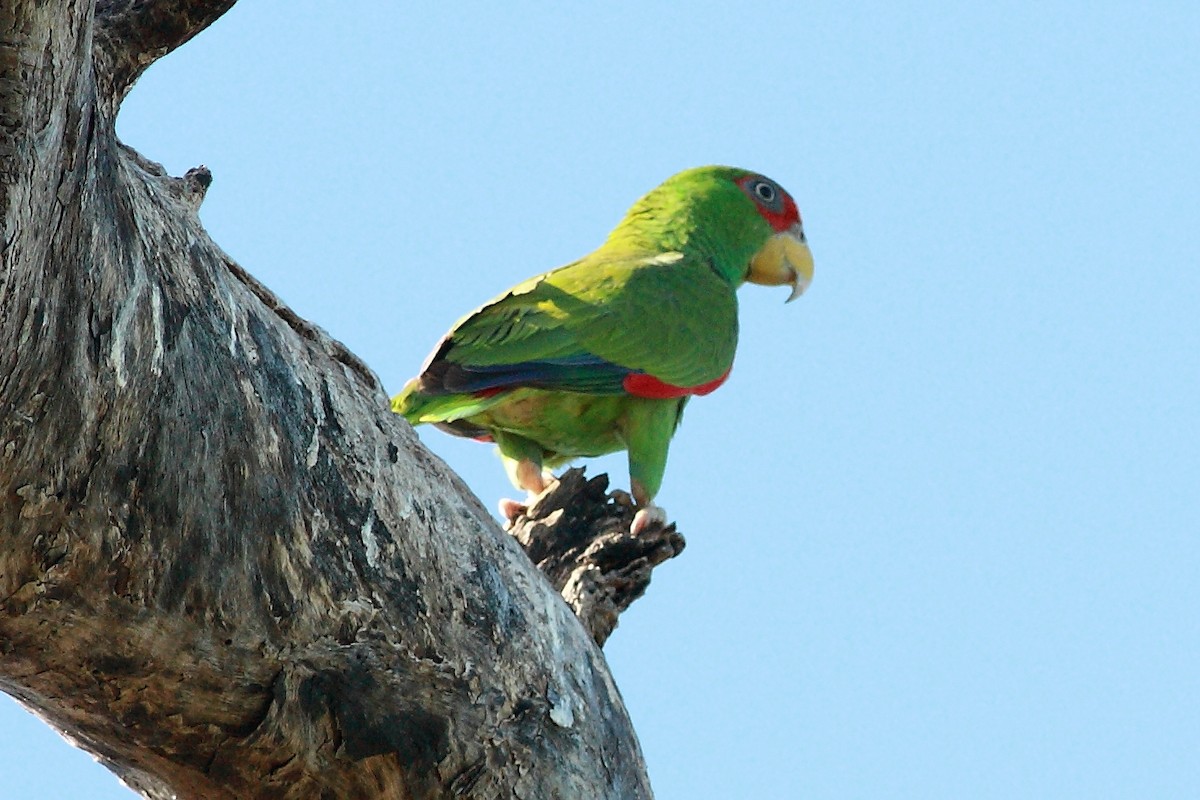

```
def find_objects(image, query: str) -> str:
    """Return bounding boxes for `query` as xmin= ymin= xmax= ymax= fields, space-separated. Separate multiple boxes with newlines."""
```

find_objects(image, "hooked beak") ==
xmin=747 ymin=222 xmax=814 ymax=302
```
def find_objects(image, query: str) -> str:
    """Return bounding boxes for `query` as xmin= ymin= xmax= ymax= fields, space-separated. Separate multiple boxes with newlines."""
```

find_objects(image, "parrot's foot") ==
xmin=630 ymin=504 xmax=667 ymax=535
xmin=500 ymin=458 xmax=553 ymax=527
xmin=500 ymin=473 xmax=560 ymax=527
xmin=498 ymin=497 xmax=528 ymax=523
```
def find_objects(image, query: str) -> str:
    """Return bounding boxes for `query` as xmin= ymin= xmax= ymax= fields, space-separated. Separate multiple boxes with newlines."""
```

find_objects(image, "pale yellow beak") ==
xmin=747 ymin=222 xmax=814 ymax=302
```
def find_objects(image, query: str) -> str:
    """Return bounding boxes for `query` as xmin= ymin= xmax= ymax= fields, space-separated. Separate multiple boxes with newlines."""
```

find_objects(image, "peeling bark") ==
xmin=0 ymin=2 xmax=669 ymax=797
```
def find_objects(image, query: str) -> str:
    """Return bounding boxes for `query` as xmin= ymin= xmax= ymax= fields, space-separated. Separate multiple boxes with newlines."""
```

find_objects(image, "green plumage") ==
xmin=393 ymin=165 xmax=806 ymax=517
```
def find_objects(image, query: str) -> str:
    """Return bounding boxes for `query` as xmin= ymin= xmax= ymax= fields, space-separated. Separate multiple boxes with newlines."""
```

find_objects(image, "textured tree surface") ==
xmin=507 ymin=470 xmax=685 ymax=648
xmin=0 ymin=2 xmax=677 ymax=797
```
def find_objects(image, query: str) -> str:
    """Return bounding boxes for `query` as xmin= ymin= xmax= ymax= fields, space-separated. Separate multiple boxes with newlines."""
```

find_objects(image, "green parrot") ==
xmin=393 ymin=165 xmax=813 ymax=532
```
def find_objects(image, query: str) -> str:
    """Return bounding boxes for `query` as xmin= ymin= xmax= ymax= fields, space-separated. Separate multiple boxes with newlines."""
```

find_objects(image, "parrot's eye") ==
xmin=740 ymin=175 xmax=784 ymax=212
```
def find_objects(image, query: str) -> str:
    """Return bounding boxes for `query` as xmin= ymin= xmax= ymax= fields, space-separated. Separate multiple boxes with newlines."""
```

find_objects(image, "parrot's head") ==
xmin=733 ymin=171 xmax=814 ymax=302
xmin=611 ymin=166 xmax=813 ymax=301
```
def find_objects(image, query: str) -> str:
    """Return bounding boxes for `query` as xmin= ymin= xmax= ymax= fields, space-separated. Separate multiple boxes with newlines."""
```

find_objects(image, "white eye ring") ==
xmin=754 ymin=181 xmax=776 ymax=203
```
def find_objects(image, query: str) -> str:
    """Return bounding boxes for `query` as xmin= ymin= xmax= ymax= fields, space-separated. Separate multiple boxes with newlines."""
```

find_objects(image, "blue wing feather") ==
xmin=438 ymin=353 xmax=634 ymax=395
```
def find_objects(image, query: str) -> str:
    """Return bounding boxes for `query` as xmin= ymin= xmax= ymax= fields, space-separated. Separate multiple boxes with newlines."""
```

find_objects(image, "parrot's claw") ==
xmin=499 ymin=497 xmax=528 ymax=525
xmin=630 ymin=505 xmax=667 ymax=535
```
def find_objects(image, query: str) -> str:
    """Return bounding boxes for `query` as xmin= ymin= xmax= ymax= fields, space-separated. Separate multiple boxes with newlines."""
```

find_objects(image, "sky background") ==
xmin=4 ymin=1 xmax=1199 ymax=797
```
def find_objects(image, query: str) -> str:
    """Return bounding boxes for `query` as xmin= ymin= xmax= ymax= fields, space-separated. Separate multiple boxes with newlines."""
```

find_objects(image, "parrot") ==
xmin=392 ymin=165 xmax=813 ymax=533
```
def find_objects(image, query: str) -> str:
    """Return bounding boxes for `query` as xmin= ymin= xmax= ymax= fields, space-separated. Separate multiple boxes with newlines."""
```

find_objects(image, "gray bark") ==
xmin=507 ymin=470 xmax=684 ymax=648
xmin=0 ymin=2 xmax=674 ymax=797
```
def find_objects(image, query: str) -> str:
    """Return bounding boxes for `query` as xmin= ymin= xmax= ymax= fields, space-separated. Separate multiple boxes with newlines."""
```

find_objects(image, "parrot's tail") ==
xmin=389 ymin=378 xmax=423 ymax=423
xmin=391 ymin=379 xmax=502 ymax=428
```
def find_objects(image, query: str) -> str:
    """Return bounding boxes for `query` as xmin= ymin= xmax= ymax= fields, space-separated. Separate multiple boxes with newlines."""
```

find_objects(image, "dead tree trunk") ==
xmin=0 ymin=3 xmax=676 ymax=797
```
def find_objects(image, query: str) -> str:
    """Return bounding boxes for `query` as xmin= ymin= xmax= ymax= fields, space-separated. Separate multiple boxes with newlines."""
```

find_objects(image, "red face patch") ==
xmin=737 ymin=174 xmax=800 ymax=233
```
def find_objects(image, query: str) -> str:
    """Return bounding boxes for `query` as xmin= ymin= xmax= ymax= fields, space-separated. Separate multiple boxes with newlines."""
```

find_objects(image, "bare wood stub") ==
xmin=507 ymin=469 xmax=686 ymax=646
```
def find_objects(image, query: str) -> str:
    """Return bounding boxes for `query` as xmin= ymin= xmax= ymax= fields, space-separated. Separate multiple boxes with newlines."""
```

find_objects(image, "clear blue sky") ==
xmin=5 ymin=2 xmax=1198 ymax=797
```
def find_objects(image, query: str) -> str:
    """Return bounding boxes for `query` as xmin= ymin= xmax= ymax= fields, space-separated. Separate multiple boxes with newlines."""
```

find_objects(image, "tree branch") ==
xmin=0 ymin=2 xmax=665 ymax=797
xmin=508 ymin=470 xmax=686 ymax=647
xmin=93 ymin=0 xmax=238 ymax=102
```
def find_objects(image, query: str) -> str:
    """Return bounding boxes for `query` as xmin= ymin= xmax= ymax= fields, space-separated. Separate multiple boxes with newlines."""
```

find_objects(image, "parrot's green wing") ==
xmin=411 ymin=250 xmax=738 ymax=403
xmin=545 ymin=251 xmax=738 ymax=387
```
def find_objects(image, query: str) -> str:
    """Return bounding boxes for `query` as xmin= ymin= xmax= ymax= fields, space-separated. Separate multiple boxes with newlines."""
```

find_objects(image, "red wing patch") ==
xmin=623 ymin=367 xmax=731 ymax=399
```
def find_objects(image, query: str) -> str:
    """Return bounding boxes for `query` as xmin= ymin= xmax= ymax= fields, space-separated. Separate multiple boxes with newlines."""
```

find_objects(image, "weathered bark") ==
xmin=0 ymin=2 xmax=673 ymax=797
xmin=507 ymin=470 xmax=685 ymax=648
